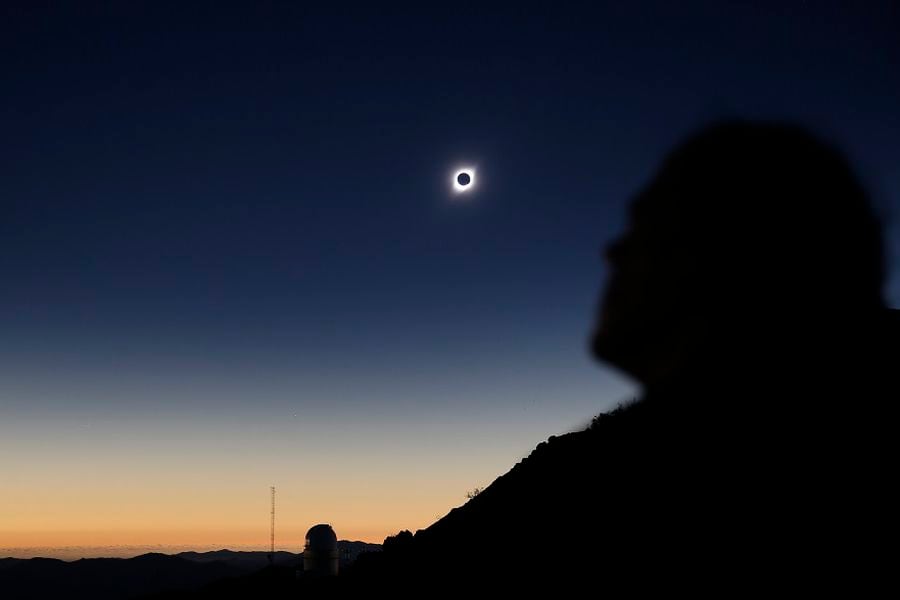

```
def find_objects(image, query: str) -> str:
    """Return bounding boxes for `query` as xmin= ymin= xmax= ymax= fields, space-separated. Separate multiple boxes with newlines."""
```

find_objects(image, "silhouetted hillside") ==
xmin=341 ymin=301 xmax=900 ymax=591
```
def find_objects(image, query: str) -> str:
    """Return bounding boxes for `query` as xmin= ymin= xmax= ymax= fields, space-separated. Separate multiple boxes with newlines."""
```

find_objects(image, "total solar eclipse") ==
xmin=452 ymin=167 xmax=476 ymax=194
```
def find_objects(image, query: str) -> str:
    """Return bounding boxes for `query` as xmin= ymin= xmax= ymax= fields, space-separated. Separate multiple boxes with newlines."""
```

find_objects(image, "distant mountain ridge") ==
xmin=0 ymin=542 xmax=381 ymax=600
xmin=175 ymin=542 xmax=381 ymax=568
xmin=0 ymin=553 xmax=242 ymax=600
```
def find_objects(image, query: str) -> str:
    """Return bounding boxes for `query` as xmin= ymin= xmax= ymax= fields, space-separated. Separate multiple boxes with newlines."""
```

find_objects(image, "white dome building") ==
xmin=303 ymin=524 xmax=339 ymax=576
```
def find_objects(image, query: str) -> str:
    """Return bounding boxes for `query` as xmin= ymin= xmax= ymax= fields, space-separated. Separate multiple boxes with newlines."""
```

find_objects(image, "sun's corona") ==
xmin=452 ymin=167 xmax=476 ymax=194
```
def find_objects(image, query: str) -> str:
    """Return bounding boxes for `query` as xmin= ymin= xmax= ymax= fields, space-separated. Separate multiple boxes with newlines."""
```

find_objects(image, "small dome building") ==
xmin=303 ymin=524 xmax=339 ymax=576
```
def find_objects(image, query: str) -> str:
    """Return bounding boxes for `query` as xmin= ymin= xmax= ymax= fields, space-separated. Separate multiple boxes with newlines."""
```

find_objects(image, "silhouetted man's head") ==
xmin=592 ymin=120 xmax=885 ymax=385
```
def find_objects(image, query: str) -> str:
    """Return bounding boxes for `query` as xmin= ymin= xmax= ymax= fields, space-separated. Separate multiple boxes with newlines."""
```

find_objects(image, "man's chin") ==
xmin=590 ymin=319 xmax=643 ymax=379
xmin=590 ymin=324 xmax=615 ymax=363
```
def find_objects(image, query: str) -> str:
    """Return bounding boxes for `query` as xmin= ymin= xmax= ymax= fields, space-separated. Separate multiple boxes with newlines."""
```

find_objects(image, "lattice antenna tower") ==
xmin=267 ymin=486 xmax=276 ymax=565
xmin=270 ymin=486 xmax=276 ymax=553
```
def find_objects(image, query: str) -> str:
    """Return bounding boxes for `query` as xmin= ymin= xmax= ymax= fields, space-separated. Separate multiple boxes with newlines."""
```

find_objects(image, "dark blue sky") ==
xmin=1 ymin=2 xmax=899 ymax=550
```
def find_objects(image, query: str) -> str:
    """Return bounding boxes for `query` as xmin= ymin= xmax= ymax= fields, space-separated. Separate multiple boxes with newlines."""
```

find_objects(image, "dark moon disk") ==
xmin=457 ymin=172 xmax=471 ymax=186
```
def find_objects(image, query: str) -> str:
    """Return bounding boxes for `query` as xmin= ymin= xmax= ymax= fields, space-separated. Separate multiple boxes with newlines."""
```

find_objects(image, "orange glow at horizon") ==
xmin=0 ymin=415 xmax=532 ymax=558
xmin=0 ymin=525 xmax=404 ymax=551
xmin=1 ymin=372 xmax=632 ymax=560
xmin=0 ymin=474 xmax=469 ymax=553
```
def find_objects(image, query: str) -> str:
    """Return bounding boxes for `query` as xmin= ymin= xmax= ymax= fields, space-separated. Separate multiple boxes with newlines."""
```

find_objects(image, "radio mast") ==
xmin=268 ymin=486 xmax=275 ymax=565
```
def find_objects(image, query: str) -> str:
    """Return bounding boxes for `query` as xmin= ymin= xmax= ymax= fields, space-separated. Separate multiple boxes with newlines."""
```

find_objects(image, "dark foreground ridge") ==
xmin=346 ymin=319 xmax=898 ymax=592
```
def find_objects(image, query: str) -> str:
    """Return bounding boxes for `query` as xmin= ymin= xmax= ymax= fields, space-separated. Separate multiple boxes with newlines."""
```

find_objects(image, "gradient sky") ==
xmin=2 ymin=2 xmax=898 ymax=558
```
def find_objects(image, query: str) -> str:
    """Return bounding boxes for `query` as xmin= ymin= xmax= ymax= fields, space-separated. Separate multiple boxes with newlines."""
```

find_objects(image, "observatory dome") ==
xmin=305 ymin=524 xmax=338 ymax=552
xmin=303 ymin=524 xmax=340 ymax=577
